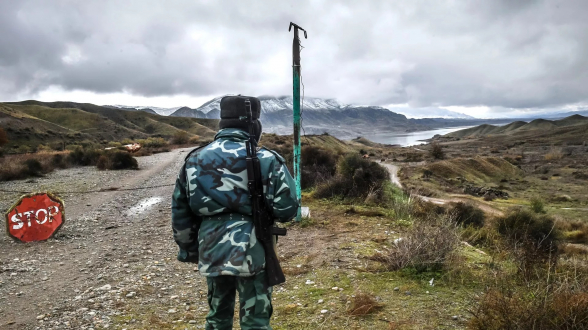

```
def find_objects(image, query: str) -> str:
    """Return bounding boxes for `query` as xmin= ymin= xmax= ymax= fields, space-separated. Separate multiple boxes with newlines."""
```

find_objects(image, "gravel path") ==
xmin=0 ymin=148 xmax=204 ymax=329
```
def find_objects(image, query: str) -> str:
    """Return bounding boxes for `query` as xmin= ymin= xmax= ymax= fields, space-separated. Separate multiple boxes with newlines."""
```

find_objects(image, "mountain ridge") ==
xmin=445 ymin=114 xmax=588 ymax=139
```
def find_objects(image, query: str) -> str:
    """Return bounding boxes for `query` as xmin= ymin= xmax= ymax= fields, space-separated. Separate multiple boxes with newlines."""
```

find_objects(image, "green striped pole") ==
xmin=289 ymin=22 xmax=306 ymax=222
xmin=293 ymin=62 xmax=301 ymax=222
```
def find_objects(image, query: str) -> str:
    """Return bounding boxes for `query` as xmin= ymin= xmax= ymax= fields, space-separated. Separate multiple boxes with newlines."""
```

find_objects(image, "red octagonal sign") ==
xmin=5 ymin=192 xmax=65 ymax=242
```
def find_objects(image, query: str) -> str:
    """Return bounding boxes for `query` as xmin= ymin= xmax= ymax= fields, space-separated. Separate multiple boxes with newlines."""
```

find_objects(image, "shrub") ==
xmin=36 ymin=144 xmax=52 ymax=152
xmin=97 ymin=151 xmax=138 ymax=170
xmin=315 ymin=154 xmax=389 ymax=201
xmin=529 ymin=197 xmax=546 ymax=214
xmin=139 ymin=137 xmax=169 ymax=148
xmin=496 ymin=209 xmax=560 ymax=275
xmin=300 ymin=146 xmax=338 ymax=189
xmin=68 ymin=148 xmax=102 ymax=166
xmin=430 ymin=143 xmax=444 ymax=159
xmin=51 ymin=154 xmax=67 ymax=169
xmin=375 ymin=216 xmax=460 ymax=272
xmin=16 ymin=145 xmax=32 ymax=154
xmin=23 ymin=159 xmax=43 ymax=177
xmin=171 ymin=131 xmax=190 ymax=144
xmin=447 ymin=202 xmax=485 ymax=228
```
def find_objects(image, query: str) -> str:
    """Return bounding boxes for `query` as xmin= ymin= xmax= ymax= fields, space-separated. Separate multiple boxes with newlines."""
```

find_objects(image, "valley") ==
xmin=1 ymin=103 xmax=588 ymax=329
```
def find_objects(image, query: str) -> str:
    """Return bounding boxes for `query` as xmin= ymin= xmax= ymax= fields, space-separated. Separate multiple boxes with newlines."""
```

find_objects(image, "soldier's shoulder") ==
xmin=184 ymin=143 xmax=212 ymax=162
xmin=259 ymin=147 xmax=286 ymax=164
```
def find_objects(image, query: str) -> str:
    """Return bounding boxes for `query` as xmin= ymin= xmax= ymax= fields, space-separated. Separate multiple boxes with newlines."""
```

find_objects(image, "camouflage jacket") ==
xmin=171 ymin=128 xmax=299 ymax=277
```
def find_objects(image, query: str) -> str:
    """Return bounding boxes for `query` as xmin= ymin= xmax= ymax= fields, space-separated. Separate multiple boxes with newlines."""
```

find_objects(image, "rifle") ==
xmin=243 ymin=99 xmax=288 ymax=287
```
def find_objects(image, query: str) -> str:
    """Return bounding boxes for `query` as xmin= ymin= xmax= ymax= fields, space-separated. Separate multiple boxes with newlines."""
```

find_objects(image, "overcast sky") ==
xmin=1 ymin=0 xmax=587 ymax=118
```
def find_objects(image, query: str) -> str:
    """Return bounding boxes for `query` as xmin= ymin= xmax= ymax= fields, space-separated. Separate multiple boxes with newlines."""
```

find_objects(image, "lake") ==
xmin=361 ymin=126 xmax=474 ymax=147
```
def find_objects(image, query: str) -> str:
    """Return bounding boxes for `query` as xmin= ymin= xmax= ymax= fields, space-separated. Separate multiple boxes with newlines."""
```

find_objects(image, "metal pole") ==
xmin=289 ymin=22 xmax=306 ymax=222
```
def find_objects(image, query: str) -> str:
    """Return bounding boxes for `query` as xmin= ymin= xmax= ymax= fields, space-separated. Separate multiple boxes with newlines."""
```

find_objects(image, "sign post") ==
xmin=289 ymin=22 xmax=307 ymax=222
xmin=5 ymin=192 xmax=65 ymax=242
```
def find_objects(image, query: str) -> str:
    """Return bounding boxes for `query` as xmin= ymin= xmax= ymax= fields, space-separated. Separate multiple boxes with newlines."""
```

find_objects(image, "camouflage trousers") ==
xmin=205 ymin=271 xmax=273 ymax=330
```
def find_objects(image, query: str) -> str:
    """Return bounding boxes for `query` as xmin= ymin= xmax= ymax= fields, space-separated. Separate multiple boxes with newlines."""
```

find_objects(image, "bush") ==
xmin=51 ymin=154 xmax=67 ymax=169
xmin=300 ymin=146 xmax=338 ymax=189
xmin=68 ymin=148 xmax=102 ymax=166
xmin=23 ymin=159 xmax=44 ymax=177
xmin=447 ymin=202 xmax=485 ymax=228
xmin=529 ymin=197 xmax=546 ymax=214
xmin=171 ymin=131 xmax=190 ymax=145
xmin=496 ymin=209 xmax=560 ymax=275
xmin=375 ymin=216 xmax=460 ymax=272
xmin=97 ymin=151 xmax=138 ymax=170
xmin=430 ymin=143 xmax=444 ymax=159
xmin=36 ymin=144 xmax=53 ymax=152
xmin=16 ymin=145 xmax=32 ymax=154
xmin=315 ymin=154 xmax=388 ymax=201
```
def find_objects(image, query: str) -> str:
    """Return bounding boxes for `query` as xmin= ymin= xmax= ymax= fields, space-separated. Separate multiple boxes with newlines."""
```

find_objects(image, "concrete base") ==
xmin=301 ymin=206 xmax=311 ymax=218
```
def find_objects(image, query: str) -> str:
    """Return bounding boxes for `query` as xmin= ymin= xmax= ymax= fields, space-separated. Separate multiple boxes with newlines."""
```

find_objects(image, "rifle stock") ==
xmin=244 ymin=99 xmax=287 ymax=287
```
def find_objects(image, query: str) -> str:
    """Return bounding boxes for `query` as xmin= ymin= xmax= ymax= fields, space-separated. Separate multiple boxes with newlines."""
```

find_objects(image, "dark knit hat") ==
xmin=219 ymin=95 xmax=262 ymax=142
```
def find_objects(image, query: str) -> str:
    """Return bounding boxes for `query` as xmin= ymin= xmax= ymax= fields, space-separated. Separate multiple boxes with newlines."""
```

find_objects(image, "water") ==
xmin=362 ymin=126 xmax=474 ymax=147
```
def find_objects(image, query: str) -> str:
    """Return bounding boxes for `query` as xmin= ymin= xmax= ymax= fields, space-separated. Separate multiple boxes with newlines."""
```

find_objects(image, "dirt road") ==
xmin=0 ymin=148 xmax=203 ymax=329
xmin=381 ymin=162 xmax=504 ymax=216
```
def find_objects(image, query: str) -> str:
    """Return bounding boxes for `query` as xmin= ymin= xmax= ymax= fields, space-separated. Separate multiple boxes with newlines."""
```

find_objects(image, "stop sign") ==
xmin=5 ymin=192 xmax=65 ymax=242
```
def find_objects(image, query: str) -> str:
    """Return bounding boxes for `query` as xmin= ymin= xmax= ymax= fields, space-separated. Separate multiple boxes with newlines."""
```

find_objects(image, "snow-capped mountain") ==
xmin=184 ymin=95 xmax=350 ymax=115
xmin=258 ymin=95 xmax=349 ymax=113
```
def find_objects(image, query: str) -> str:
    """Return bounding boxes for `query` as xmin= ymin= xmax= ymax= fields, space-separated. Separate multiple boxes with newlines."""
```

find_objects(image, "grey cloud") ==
xmin=1 ymin=0 xmax=588 ymax=113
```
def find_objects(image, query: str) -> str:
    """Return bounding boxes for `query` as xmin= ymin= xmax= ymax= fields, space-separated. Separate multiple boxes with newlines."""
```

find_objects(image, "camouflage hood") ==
xmin=172 ymin=128 xmax=299 ymax=277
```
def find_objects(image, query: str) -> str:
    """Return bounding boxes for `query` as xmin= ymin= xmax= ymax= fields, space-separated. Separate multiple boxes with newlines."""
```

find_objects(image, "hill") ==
xmin=446 ymin=114 xmax=588 ymax=139
xmin=0 ymin=101 xmax=218 ymax=152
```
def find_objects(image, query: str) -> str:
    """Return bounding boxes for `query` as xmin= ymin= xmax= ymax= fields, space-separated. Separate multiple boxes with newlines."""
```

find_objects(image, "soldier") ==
xmin=172 ymin=95 xmax=299 ymax=330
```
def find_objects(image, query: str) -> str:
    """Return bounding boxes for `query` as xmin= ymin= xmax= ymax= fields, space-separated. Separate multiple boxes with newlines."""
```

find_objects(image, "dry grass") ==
xmin=562 ymin=244 xmax=588 ymax=256
xmin=0 ymin=152 xmax=68 ymax=181
xmin=558 ymin=219 xmax=588 ymax=244
xmin=346 ymin=291 xmax=383 ymax=316
xmin=469 ymin=282 xmax=588 ymax=330
xmin=282 ymin=265 xmax=311 ymax=276
xmin=544 ymin=146 xmax=564 ymax=161
xmin=431 ymin=156 xmax=522 ymax=181
xmin=373 ymin=215 xmax=460 ymax=272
